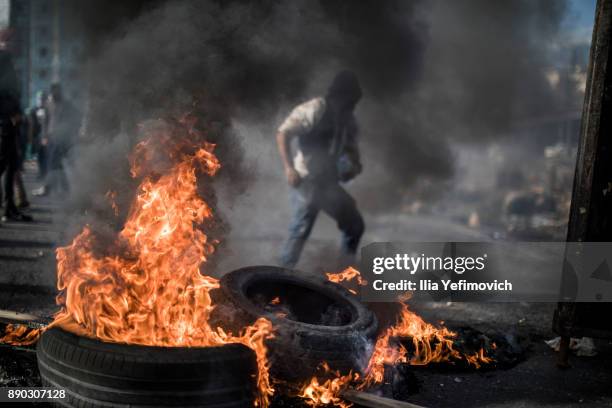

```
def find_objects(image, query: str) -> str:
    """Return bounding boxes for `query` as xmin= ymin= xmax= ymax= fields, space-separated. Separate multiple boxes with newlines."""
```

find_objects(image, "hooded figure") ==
xmin=276 ymin=70 xmax=365 ymax=268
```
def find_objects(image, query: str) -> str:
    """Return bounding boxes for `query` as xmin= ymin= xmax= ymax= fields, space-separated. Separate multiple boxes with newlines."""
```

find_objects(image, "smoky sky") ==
xmin=60 ymin=0 xmax=569 ymax=231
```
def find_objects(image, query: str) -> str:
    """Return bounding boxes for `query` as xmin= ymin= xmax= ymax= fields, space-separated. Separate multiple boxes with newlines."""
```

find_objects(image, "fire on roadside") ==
xmin=299 ymin=362 xmax=358 ymax=408
xmin=360 ymin=296 xmax=465 ymax=387
xmin=1 ymin=117 xmax=274 ymax=407
xmin=325 ymin=268 xmax=493 ymax=391
xmin=326 ymin=266 xmax=368 ymax=295
xmin=326 ymin=266 xmax=367 ymax=286
xmin=295 ymin=268 xmax=493 ymax=407
xmin=2 ymin=140 xmax=491 ymax=408
xmin=0 ymin=324 xmax=41 ymax=346
xmin=465 ymin=347 xmax=493 ymax=369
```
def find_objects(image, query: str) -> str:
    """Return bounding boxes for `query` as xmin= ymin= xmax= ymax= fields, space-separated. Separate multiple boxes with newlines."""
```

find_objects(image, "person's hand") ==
xmin=285 ymin=167 xmax=301 ymax=187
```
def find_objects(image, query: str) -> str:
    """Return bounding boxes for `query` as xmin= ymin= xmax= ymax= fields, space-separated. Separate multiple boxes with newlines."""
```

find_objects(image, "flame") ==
xmin=361 ymin=297 xmax=491 ymax=387
xmin=299 ymin=363 xmax=357 ymax=408
xmin=324 ymin=268 xmax=493 ymax=388
xmin=44 ymin=118 xmax=273 ymax=407
xmin=326 ymin=267 xmax=367 ymax=286
xmin=106 ymin=190 xmax=119 ymax=216
xmin=0 ymin=324 xmax=41 ymax=346
xmin=465 ymin=348 xmax=493 ymax=369
xmin=270 ymin=296 xmax=281 ymax=305
xmin=217 ymin=318 xmax=275 ymax=406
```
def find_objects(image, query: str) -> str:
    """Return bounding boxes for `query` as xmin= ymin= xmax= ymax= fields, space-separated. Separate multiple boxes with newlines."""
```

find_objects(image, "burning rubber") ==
xmin=0 ymin=119 xmax=495 ymax=407
xmin=216 ymin=266 xmax=378 ymax=384
xmin=7 ymin=119 xmax=276 ymax=407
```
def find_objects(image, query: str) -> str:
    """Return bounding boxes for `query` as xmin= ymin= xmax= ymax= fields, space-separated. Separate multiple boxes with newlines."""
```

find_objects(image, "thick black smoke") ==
xmin=59 ymin=0 xmax=568 ymax=237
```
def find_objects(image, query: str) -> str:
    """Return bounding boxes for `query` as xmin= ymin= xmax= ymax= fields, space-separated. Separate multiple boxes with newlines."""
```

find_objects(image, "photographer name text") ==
xmin=370 ymin=254 xmax=513 ymax=292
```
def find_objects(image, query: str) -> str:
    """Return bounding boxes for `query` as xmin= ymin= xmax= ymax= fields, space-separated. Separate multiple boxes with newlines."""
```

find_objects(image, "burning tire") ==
xmin=218 ymin=266 xmax=377 ymax=382
xmin=37 ymin=327 xmax=258 ymax=407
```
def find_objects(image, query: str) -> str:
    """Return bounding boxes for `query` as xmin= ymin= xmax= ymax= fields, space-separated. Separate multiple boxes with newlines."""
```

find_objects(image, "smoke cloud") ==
xmin=55 ymin=0 xmax=568 ymax=267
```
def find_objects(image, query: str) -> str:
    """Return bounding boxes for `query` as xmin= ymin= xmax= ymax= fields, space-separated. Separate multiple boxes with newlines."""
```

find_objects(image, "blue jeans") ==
xmin=280 ymin=180 xmax=365 ymax=268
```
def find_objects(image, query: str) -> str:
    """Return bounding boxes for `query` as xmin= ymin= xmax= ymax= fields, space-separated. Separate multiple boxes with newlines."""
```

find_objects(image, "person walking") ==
xmin=32 ymin=83 xmax=79 ymax=197
xmin=0 ymin=29 xmax=31 ymax=221
xmin=28 ymin=90 xmax=49 ymax=180
xmin=276 ymin=70 xmax=365 ymax=268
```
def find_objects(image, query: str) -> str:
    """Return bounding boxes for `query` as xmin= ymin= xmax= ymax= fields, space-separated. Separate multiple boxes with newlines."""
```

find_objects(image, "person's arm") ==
xmin=276 ymin=99 xmax=320 ymax=187
xmin=276 ymin=130 xmax=301 ymax=186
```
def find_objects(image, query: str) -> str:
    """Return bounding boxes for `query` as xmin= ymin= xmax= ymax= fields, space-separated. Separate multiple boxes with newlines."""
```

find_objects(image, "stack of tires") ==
xmin=37 ymin=265 xmax=378 ymax=406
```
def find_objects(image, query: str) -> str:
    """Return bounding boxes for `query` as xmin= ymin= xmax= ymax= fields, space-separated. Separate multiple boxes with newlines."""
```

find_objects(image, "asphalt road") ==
xmin=0 ymin=166 xmax=611 ymax=407
xmin=0 ymin=162 xmax=59 ymax=290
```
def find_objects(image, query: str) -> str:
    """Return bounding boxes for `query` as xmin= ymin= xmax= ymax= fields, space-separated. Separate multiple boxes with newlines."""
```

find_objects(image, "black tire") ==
xmin=217 ymin=266 xmax=377 ymax=383
xmin=37 ymin=327 xmax=257 ymax=408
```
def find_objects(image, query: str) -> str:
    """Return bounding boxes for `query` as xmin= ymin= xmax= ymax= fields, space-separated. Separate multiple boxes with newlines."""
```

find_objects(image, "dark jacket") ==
xmin=0 ymin=118 xmax=18 ymax=163
xmin=0 ymin=50 xmax=20 ymax=118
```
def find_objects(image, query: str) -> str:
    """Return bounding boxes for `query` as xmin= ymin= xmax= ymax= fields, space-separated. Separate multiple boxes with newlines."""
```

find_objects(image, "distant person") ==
xmin=14 ymin=106 xmax=30 ymax=209
xmin=276 ymin=70 xmax=364 ymax=268
xmin=0 ymin=29 xmax=31 ymax=221
xmin=28 ymin=90 xmax=49 ymax=180
xmin=33 ymin=83 xmax=79 ymax=197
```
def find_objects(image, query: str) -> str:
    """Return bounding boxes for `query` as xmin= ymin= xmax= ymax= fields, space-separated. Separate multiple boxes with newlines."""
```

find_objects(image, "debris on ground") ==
xmin=545 ymin=336 xmax=597 ymax=357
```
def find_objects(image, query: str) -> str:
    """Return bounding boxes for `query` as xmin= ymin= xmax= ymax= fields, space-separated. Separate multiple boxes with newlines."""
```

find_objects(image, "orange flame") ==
xmin=361 ymin=296 xmax=491 ymax=387
xmin=299 ymin=363 xmax=357 ymax=408
xmin=326 ymin=267 xmax=367 ymax=286
xmin=465 ymin=347 xmax=493 ymax=369
xmin=45 ymin=118 xmax=273 ymax=407
xmin=324 ymin=269 xmax=493 ymax=388
xmin=105 ymin=190 xmax=119 ymax=216
xmin=0 ymin=324 xmax=41 ymax=346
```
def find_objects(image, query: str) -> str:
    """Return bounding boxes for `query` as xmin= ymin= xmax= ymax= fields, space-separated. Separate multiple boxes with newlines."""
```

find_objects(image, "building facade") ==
xmin=10 ymin=0 xmax=85 ymax=110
